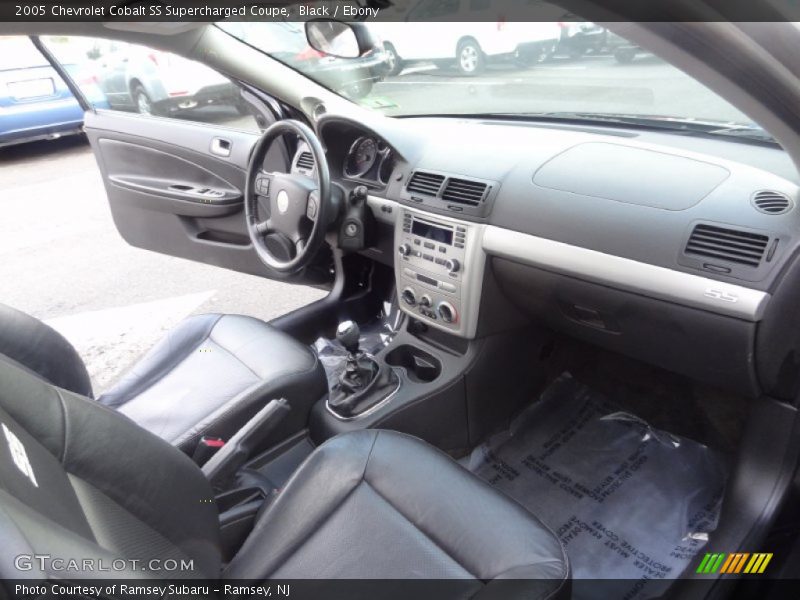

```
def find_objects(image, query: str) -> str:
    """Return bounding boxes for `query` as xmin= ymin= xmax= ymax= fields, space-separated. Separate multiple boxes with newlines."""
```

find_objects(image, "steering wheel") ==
xmin=245 ymin=120 xmax=331 ymax=273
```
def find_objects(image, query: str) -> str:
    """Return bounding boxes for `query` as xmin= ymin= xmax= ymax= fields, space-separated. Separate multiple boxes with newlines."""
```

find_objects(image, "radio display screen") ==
xmin=411 ymin=220 xmax=453 ymax=245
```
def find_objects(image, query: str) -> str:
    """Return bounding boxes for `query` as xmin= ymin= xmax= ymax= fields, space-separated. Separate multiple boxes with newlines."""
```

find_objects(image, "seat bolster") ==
xmin=224 ymin=430 xmax=380 ymax=579
xmin=98 ymin=314 xmax=222 ymax=409
xmin=364 ymin=431 xmax=570 ymax=583
xmin=225 ymin=430 xmax=569 ymax=597
xmin=0 ymin=357 xmax=222 ymax=578
xmin=58 ymin=388 xmax=223 ymax=577
xmin=100 ymin=313 xmax=327 ymax=453
xmin=0 ymin=303 xmax=92 ymax=398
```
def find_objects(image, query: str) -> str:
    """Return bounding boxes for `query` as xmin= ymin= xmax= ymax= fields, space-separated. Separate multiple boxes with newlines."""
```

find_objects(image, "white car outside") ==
xmin=370 ymin=1 xmax=562 ymax=75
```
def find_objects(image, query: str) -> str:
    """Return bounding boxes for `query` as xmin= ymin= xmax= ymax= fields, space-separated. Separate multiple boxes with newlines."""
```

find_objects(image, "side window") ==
xmin=43 ymin=36 xmax=262 ymax=133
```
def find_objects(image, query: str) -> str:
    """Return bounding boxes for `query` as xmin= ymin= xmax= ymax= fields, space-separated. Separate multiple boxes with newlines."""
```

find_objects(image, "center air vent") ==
xmin=752 ymin=190 xmax=792 ymax=215
xmin=296 ymin=151 xmax=314 ymax=171
xmin=441 ymin=177 xmax=488 ymax=206
xmin=685 ymin=224 xmax=769 ymax=267
xmin=407 ymin=171 xmax=445 ymax=196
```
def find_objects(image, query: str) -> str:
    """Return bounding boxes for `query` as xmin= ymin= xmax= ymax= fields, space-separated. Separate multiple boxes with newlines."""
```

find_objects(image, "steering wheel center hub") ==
xmin=276 ymin=189 xmax=290 ymax=214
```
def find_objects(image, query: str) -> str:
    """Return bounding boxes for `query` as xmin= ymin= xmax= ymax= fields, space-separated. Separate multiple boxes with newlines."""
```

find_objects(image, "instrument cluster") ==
xmin=343 ymin=136 xmax=396 ymax=186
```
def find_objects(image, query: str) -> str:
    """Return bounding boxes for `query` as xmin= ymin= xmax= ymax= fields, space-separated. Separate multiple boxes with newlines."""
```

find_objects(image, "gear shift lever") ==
xmin=336 ymin=320 xmax=361 ymax=357
xmin=328 ymin=319 xmax=399 ymax=418
xmin=336 ymin=320 xmax=371 ymax=390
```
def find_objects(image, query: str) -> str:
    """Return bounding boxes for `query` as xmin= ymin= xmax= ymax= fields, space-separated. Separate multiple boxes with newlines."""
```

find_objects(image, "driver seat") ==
xmin=0 ymin=303 xmax=327 ymax=453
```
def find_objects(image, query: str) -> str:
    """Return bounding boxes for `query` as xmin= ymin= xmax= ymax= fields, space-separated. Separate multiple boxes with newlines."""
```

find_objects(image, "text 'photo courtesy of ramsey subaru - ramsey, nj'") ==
xmin=3 ymin=1 xmax=800 ymax=600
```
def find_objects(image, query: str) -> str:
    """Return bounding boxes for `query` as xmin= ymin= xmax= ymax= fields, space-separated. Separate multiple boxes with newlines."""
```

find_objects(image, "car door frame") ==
xmin=40 ymin=35 xmax=335 ymax=290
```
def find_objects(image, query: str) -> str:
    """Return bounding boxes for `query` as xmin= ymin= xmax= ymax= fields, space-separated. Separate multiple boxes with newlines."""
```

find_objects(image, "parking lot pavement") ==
xmin=0 ymin=136 xmax=326 ymax=392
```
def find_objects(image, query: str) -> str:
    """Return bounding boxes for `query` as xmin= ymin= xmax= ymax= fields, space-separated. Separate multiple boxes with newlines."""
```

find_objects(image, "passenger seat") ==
xmin=0 ymin=355 xmax=570 ymax=597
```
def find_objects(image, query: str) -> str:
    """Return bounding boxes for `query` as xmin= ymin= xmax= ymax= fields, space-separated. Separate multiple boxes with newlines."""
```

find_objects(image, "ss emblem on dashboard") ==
xmin=704 ymin=288 xmax=739 ymax=303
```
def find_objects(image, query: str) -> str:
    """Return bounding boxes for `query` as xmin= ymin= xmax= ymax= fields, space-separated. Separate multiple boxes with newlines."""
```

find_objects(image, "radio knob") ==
xmin=444 ymin=258 xmax=461 ymax=274
xmin=437 ymin=301 xmax=458 ymax=324
xmin=401 ymin=287 xmax=417 ymax=307
xmin=398 ymin=243 xmax=412 ymax=257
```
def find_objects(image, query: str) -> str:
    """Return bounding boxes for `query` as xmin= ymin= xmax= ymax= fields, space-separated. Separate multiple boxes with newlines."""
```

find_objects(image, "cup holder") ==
xmin=385 ymin=345 xmax=442 ymax=383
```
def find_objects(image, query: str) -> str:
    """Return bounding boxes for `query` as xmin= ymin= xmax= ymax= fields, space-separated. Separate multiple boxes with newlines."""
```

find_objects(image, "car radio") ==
xmin=394 ymin=207 xmax=484 ymax=338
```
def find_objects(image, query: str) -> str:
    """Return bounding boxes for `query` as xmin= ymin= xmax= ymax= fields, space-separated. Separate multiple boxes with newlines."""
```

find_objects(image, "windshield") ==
xmin=217 ymin=20 xmax=758 ymax=131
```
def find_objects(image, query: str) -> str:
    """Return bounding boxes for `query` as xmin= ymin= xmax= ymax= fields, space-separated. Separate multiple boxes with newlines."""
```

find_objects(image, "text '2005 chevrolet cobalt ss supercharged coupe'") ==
xmin=3 ymin=3 xmax=800 ymax=600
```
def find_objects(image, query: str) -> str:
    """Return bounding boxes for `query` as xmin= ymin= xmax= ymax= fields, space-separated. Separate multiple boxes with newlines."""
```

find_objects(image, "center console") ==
xmin=394 ymin=206 xmax=486 ymax=338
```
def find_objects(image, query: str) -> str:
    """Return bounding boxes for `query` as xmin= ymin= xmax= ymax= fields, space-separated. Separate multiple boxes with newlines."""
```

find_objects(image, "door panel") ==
xmin=84 ymin=109 xmax=324 ymax=284
xmin=99 ymin=139 xmax=243 ymax=217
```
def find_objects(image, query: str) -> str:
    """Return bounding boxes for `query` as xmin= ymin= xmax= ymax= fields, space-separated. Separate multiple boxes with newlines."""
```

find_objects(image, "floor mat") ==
xmin=467 ymin=374 xmax=727 ymax=600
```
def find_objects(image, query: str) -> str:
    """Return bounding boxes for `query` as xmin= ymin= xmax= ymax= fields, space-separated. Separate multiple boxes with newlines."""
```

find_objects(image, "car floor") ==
xmin=241 ymin=334 xmax=749 ymax=600
xmin=465 ymin=340 xmax=748 ymax=600
xmin=546 ymin=340 xmax=747 ymax=457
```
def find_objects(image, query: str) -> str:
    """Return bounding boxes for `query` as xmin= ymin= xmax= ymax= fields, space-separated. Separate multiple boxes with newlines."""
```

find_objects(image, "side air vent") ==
xmin=685 ymin=224 xmax=769 ymax=267
xmin=752 ymin=190 xmax=792 ymax=215
xmin=407 ymin=171 xmax=445 ymax=196
xmin=296 ymin=151 xmax=314 ymax=171
xmin=441 ymin=177 xmax=488 ymax=206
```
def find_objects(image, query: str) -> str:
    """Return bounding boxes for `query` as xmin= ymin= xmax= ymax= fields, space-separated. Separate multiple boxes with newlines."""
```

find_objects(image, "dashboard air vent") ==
xmin=752 ymin=190 xmax=791 ymax=215
xmin=296 ymin=151 xmax=314 ymax=171
xmin=685 ymin=224 xmax=769 ymax=267
xmin=407 ymin=171 xmax=445 ymax=196
xmin=441 ymin=177 xmax=488 ymax=206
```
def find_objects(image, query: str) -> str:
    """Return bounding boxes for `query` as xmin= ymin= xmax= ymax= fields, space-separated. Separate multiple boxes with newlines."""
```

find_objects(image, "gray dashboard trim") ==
xmin=482 ymin=226 xmax=770 ymax=322
xmin=367 ymin=195 xmax=397 ymax=225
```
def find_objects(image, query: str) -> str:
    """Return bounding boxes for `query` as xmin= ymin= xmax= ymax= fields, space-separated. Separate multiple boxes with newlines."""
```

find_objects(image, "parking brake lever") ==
xmin=202 ymin=398 xmax=290 ymax=491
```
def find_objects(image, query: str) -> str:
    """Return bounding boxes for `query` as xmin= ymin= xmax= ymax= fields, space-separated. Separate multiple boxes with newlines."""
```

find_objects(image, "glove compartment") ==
xmin=491 ymin=257 xmax=760 ymax=396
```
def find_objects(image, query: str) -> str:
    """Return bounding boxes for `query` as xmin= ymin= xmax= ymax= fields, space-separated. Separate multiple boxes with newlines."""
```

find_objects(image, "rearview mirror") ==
xmin=305 ymin=20 xmax=361 ymax=59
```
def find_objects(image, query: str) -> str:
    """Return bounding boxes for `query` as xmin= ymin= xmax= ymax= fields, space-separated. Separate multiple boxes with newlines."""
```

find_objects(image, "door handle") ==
xmin=210 ymin=137 xmax=232 ymax=157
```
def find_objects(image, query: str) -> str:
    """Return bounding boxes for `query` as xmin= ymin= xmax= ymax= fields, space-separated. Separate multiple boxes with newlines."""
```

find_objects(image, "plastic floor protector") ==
xmin=467 ymin=374 xmax=727 ymax=600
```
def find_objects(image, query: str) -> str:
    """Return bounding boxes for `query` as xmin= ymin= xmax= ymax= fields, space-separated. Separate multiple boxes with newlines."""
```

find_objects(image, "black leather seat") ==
xmin=0 ymin=303 xmax=327 ymax=452
xmin=227 ymin=430 xmax=570 ymax=589
xmin=0 ymin=355 xmax=570 ymax=597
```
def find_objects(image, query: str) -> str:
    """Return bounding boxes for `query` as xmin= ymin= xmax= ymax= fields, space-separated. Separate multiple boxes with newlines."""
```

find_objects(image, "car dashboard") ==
xmin=306 ymin=111 xmax=800 ymax=397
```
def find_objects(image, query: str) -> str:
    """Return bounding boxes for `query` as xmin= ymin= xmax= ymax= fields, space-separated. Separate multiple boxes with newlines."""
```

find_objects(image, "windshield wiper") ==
xmin=704 ymin=124 xmax=777 ymax=143
xmin=528 ymin=112 xmax=776 ymax=143
xmin=407 ymin=111 xmax=778 ymax=145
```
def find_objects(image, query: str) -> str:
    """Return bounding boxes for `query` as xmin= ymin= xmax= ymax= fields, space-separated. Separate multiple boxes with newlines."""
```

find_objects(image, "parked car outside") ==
xmin=88 ymin=40 xmax=245 ymax=116
xmin=370 ymin=0 xmax=562 ymax=75
xmin=606 ymin=31 xmax=649 ymax=63
xmin=556 ymin=22 xmax=649 ymax=63
xmin=0 ymin=37 xmax=108 ymax=147
xmin=218 ymin=21 xmax=388 ymax=99
xmin=556 ymin=21 xmax=608 ymax=58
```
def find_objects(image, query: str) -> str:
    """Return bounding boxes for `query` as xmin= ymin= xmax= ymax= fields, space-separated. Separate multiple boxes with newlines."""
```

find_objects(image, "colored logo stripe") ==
xmin=722 ymin=553 xmax=750 ymax=574
xmin=697 ymin=553 xmax=726 ymax=574
xmin=744 ymin=553 xmax=773 ymax=574
xmin=696 ymin=552 xmax=773 ymax=574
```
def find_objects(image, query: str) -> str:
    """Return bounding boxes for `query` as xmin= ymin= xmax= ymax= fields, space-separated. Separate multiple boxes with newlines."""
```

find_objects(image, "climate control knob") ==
xmin=398 ymin=243 xmax=412 ymax=257
xmin=401 ymin=287 xmax=417 ymax=307
xmin=437 ymin=301 xmax=458 ymax=324
xmin=444 ymin=258 xmax=461 ymax=274
xmin=419 ymin=295 xmax=432 ymax=308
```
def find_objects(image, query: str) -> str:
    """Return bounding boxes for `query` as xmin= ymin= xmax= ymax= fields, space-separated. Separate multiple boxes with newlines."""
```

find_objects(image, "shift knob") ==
xmin=336 ymin=320 xmax=361 ymax=356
